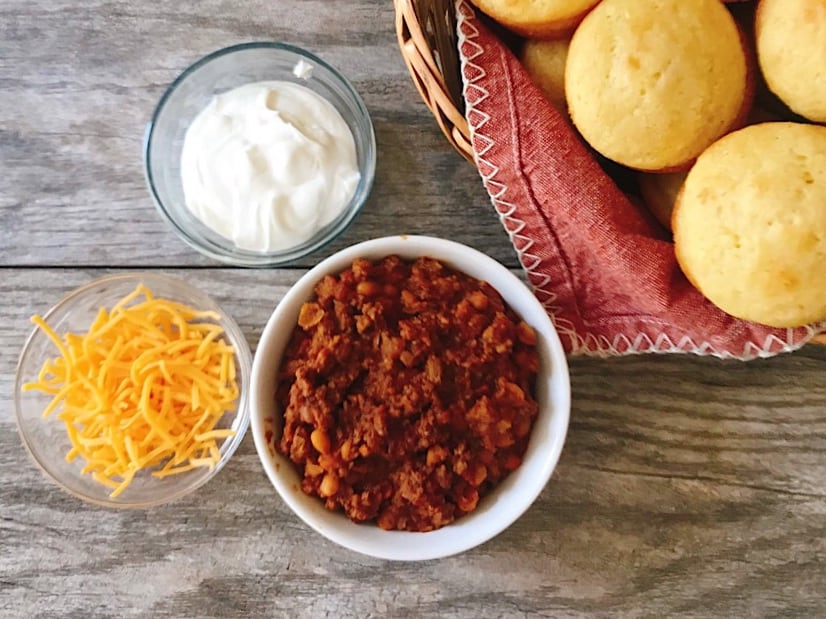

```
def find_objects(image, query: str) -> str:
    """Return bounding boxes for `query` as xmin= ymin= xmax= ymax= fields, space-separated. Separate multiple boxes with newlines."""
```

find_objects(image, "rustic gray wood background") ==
xmin=2 ymin=1 xmax=825 ymax=617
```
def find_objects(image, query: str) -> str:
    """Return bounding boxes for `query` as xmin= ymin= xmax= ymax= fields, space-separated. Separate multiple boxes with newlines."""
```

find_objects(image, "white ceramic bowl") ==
xmin=250 ymin=236 xmax=570 ymax=560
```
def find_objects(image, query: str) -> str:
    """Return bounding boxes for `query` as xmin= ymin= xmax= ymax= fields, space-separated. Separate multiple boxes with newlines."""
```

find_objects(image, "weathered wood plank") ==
xmin=2 ymin=0 xmax=826 ymax=616
xmin=1 ymin=269 xmax=825 ymax=618
xmin=0 ymin=0 xmax=514 ymax=269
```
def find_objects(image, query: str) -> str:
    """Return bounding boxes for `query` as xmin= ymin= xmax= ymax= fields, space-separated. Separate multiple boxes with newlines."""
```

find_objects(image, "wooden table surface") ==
xmin=2 ymin=1 xmax=825 ymax=617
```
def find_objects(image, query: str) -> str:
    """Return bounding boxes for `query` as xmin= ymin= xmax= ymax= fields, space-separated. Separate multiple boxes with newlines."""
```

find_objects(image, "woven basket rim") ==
xmin=395 ymin=0 xmax=474 ymax=162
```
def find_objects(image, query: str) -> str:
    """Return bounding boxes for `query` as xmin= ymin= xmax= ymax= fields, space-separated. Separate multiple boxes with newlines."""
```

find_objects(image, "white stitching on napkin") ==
xmin=454 ymin=0 xmax=826 ymax=359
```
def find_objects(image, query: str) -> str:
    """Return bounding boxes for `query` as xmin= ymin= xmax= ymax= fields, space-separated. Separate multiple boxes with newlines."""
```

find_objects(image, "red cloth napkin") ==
xmin=455 ymin=1 xmax=826 ymax=359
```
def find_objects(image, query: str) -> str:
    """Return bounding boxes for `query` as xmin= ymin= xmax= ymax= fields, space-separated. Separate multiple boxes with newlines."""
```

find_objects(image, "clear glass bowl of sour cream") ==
xmin=144 ymin=42 xmax=376 ymax=267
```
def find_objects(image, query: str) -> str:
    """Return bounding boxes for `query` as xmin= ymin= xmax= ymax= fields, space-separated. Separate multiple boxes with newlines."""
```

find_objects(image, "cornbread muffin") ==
xmin=673 ymin=122 xmax=826 ymax=328
xmin=565 ymin=0 xmax=750 ymax=171
xmin=755 ymin=0 xmax=826 ymax=123
xmin=638 ymin=170 xmax=688 ymax=231
xmin=520 ymin=37 xmax=570 ymax=110
xmin=468 ymin=0 xmax=600 ymax=38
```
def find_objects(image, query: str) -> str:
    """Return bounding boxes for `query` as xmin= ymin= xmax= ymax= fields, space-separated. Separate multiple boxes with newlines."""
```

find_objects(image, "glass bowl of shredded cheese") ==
xmin=13 ymin=273 xmax=252 ymax=508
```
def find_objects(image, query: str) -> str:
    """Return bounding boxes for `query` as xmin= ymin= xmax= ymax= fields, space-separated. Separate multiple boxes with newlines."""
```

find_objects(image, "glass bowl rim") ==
xmin=14 ymin=271 xmax=253 ymax=509
xmin=142 ymin=41 xmax=377 ymax=268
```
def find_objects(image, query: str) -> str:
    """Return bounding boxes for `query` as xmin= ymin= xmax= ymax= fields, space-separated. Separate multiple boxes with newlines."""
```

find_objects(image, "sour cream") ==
xmin=180 ymin=81 xmax=360 ymax=253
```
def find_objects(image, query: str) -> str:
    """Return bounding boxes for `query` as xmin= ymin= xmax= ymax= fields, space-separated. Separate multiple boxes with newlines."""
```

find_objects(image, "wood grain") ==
xmin=0 ymin=0 xmax=514 ymax=269
xmin=2 ymin=0 xmax=826 ymax=616
xmin=1 ymin=270 xmax=825 ymax=617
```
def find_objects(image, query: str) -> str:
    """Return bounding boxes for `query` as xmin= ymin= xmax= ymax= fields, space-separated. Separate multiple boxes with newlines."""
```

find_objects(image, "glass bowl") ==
xmin=249 ymin=236 xmax=571 ymax=560
xmin=14 ymin=273 xmax=252 ymax=508
xmin=144 ymin=42 xmax=376 ymax=267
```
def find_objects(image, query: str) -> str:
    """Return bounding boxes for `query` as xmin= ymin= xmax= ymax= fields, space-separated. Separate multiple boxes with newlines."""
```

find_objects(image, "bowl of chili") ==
xmin=250 ymin=235 xmax=570 ymax=560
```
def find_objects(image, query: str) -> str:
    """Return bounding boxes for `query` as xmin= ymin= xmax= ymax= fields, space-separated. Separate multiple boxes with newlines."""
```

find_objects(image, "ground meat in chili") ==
xmin=275 ymin=255 xmax=539 ymax=532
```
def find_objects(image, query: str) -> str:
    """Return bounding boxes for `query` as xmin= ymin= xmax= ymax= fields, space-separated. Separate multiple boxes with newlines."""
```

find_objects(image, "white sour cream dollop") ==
xmin=180 ymin=81 xmax=360 ymax=253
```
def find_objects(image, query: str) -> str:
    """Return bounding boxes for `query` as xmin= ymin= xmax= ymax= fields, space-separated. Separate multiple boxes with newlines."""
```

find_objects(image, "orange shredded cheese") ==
xmin=23 ymin=284 xmax=239 ymax=498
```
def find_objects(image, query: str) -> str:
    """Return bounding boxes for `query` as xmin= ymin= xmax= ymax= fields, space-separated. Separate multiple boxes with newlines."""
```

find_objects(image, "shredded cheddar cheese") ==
xmin=23 ymin=284 xmax=239 ymax=498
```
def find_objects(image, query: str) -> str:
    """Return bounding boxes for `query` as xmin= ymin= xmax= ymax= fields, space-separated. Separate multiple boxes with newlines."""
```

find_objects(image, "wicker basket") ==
xmin=395 ymin=0 xmax=473 ymax=161
xmin=394 ymin=0 xmax=826 ymax=346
